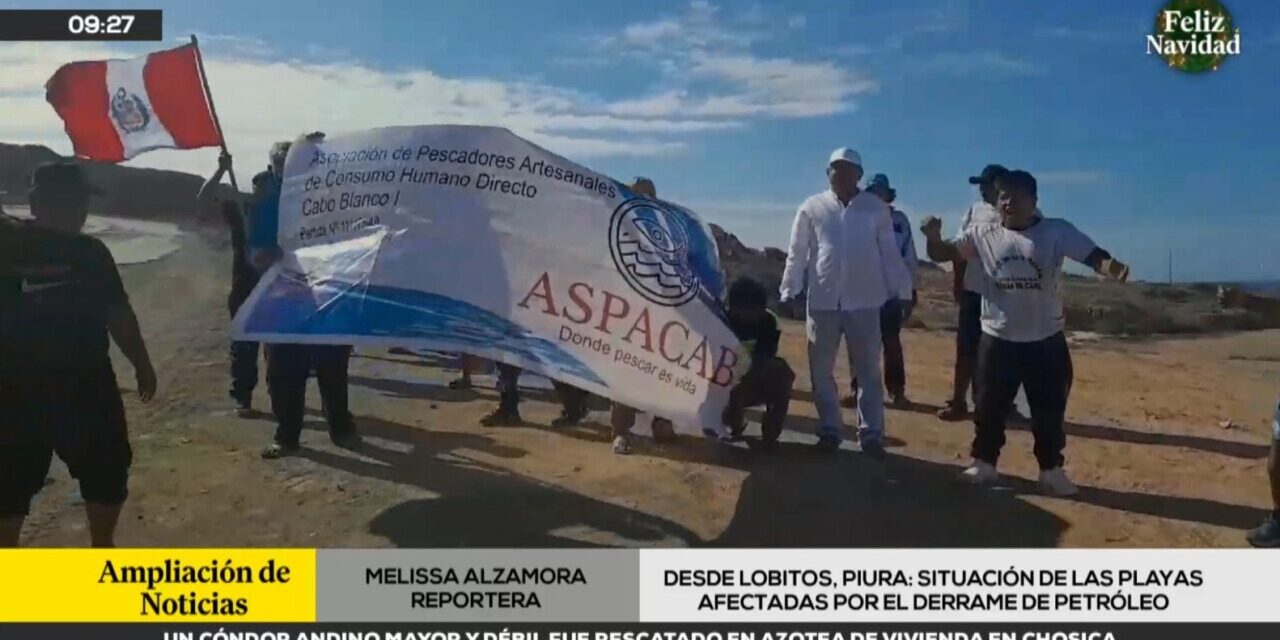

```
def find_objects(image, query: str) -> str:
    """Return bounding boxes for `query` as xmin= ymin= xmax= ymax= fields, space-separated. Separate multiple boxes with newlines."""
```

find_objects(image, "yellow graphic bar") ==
xmin=0 ymin=549 xmax=316 ymax=622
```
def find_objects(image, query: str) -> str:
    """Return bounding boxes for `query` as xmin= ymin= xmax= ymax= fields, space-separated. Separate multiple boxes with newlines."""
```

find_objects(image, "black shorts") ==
xmin=956 ymin=290 xmax=983 ymax=357
xmin=0 ymin=366 xmax=132 ymax=516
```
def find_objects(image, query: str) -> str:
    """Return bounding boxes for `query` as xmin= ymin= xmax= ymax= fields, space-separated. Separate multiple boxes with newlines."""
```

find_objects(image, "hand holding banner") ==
xmin=232 ymin=125 xmax=741 ymax=433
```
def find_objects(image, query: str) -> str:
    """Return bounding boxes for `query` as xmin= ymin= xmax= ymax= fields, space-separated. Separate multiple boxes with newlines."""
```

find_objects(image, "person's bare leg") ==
xmin=0 ymin=516 xmax=24 ymax=547
xmin=85 ymin=502 xmax=122 ymax=548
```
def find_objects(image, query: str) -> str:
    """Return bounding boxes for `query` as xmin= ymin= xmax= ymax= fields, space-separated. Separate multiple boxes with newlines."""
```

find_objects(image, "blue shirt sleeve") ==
xmin=247 ymin=174 xmax=281 ymax=251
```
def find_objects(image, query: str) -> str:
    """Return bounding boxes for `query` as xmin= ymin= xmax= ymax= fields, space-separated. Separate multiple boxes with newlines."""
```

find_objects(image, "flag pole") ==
xmin=189 ymin=34 xmax=240 ymax=193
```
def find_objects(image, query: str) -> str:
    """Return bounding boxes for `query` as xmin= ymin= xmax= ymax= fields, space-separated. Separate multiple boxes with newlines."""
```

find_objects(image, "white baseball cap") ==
xmin=828 ymin=147 xmax=862 ymax=168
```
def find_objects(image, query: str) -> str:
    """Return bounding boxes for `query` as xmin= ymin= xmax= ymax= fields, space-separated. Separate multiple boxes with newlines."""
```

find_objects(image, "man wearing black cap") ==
xmin=922 ymin=170 xmax=1128 ymax=496
xmin=0 ymin=162 xmax=157 ymax=547
xmin=936 ymin=164 xmax=1007 ymax=421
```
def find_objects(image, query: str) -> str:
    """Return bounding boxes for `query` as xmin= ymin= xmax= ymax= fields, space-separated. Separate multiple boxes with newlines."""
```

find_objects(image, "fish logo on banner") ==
xmin=110 ymin=87 xmax=151 ymax=133
xmin=610 ymin=197 xmax=720 ymax=307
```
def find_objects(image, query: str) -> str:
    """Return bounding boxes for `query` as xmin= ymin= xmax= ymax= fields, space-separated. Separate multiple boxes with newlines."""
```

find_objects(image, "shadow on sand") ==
xmin=298 ymin=415 xmax=698 ymax=547
xmin=298 ymin=411 xmax=1070 ymax=547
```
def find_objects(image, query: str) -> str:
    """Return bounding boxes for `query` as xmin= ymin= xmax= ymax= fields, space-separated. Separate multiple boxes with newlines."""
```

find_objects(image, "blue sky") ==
xmin=4 ymin=0 xmax=1280 ymax=281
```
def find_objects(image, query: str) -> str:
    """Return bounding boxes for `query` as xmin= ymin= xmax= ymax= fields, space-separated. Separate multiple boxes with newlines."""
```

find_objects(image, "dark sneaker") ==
xmin=861 ymin=440 xmax=887 ymax=461
xmin=937 ymin=400 xmax=969 ymax=421
xmin=330 ymin=431 xmax=363 ymax=451
xmin=814 ymin=436 xmax=840 ymax=453
xmin=651 ymin=418 xmax=677 ymax=443
xmin=721 ymin=406 xmax=746 ymax=436
xmin=261 ymin=441 xmax=299 ymax=459
xmin=480 ymin=407 xmax=522 ymax=427
xmin=1246 ymin=515 xmax=1280 ymax=548
xmin=888 ymin=392 xmax=910 ymax=409
xmin=551 ymin=408 xmax=588 ymax=428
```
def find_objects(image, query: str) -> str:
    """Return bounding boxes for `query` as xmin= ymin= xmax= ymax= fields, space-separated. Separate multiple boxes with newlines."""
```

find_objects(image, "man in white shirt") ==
xmin=780 ymin=149 xmax=913 ymax=456
xmin=847 ymin=174 xmax=917 ymax=408
xmin=921 ymin=170 xmax=1128 ymax=496
xmin=938 ymin=164 xmax=1007 ymax=421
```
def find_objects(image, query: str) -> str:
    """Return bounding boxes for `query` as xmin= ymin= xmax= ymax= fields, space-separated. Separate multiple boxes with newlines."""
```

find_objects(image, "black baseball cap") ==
xmin=967 ymin=164 xmax=1008 ymax=185
xmin=30 ymin=161 xmax=104 ymax=195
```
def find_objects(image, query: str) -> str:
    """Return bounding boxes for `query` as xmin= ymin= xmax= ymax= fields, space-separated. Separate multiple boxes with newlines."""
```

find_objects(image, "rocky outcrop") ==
xmin=0 ymin=143 xmax=240 ymax=220
xmin=710 ymin=223 xmax=785 ymax=304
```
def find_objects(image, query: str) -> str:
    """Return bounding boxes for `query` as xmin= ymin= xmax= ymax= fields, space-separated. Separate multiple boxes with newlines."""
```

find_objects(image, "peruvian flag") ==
xmin=45 ymin=44 xmax=223 ymax=162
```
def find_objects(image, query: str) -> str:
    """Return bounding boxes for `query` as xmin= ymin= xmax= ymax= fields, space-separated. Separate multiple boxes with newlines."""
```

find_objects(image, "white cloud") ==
xmin=601 ymin=1 xmax=755 ymax=53
xmin=607 ymin=91 xmax=691 ymax=117
xmin=0 ymin=38 xmax=745 ymax=177
xmin=914 ymin=52 xmax=1044 ymax=77
xmin=3 ymin=4 xmax=873 ymax=179
xmin=1036 ymin=170 xmax=1111 ymax=186
xmin=621 ymin=20 xmax=685 ymax=47
xmin=1033 ymin=24 xmax=1141 ymax=43
xmin=598 ymin=2 xmax=872 ymax=119
xmin=687 ymin=51 xmax=876 ymax=116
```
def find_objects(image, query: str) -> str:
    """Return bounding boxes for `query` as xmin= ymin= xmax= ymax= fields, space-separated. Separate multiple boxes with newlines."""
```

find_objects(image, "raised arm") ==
xmin=921 ymin=216 xmax=963 ymax=263
xmin=779 ymin=205 xmax=813 ymax=302
xmin=197 ymin=152 xmax=232 ymax=210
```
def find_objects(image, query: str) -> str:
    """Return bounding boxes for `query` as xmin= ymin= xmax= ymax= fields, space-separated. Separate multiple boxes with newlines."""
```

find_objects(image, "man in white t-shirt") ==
xmin=780 ymin=148 xmax=913 ymax=457
xmin=921 ymin=170 xmax=1128 ymax=496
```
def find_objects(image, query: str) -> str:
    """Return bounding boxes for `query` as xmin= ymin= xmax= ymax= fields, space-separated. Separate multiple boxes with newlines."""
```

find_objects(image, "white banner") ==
xmin=638 ymin=549 xmax=1279 ymax=622
xmin=231 ymin=125 xmax=739 ymax=433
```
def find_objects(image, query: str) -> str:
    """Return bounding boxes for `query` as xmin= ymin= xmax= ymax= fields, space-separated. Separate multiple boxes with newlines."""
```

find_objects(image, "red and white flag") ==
xmin=45 ymin=44 xmax=223 ymax=162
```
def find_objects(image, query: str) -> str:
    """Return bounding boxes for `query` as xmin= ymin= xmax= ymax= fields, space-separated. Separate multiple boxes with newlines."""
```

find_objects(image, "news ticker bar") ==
xmin=0 ymin=10 xmax=163 ymax=41
xmin=3 ymin=625 xmax=1280 ymax=640
xmin=0 ymin=549 xmax=1277 ymax=623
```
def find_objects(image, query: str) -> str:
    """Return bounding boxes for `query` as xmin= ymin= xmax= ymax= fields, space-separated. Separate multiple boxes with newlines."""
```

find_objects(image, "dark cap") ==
xmin=967 ymin=164 xmax=1008 ymax=185
xmin=30 ymin=161 xmax=103 ymax=195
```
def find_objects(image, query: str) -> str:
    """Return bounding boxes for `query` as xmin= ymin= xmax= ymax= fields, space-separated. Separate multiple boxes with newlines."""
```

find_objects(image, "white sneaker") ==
xmin=1038 ymin=467 xmax=1078 ymax=497
xmin=959 ymin=460 xmax=999 ymax=485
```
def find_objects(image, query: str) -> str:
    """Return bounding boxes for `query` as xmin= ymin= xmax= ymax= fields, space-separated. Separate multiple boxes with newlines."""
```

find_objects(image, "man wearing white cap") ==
xmin=780 ymin=148 xmax=913 ymax=456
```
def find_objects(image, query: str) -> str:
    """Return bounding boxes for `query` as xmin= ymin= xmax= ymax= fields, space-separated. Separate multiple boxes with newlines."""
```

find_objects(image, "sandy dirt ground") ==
xmin=16 ymin=231 xmax=1278 ymax=548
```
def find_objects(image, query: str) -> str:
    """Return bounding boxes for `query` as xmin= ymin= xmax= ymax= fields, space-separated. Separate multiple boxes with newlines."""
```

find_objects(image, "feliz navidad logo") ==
xmin=1146 ymin=0 xmax=1242 ymax=72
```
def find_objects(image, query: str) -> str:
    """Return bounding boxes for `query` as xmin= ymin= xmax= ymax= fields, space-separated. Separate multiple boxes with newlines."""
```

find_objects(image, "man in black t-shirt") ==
xmin=0 ymin=162 xmax=157 ymax=547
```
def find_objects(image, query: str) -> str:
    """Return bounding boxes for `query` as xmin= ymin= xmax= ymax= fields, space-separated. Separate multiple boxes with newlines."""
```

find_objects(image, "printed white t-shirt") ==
xmin=956 ymin=217 xmax=1098 ymax=343
xmin=960 ymin=200 xmax=1002 ymax=293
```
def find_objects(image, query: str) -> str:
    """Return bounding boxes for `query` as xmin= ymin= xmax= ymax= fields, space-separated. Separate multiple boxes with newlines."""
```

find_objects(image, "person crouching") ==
xmin=720 ymin=278 xmax=796 ymax=454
